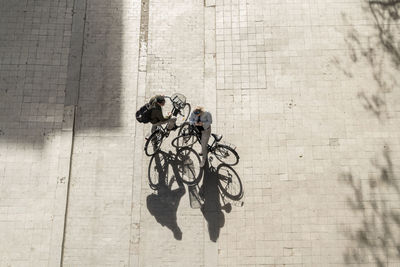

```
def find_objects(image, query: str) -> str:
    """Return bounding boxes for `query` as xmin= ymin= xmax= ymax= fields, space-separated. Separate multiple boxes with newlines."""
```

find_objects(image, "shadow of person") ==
xmin=200 ymin=161 xmax=225 ymax=242
xmin=146 ymin=151 xmax=186 ymax=240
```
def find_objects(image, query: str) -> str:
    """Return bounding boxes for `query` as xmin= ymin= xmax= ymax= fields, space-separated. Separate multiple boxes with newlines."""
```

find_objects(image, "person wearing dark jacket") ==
xmin=149 ymin=95 xmax=178 ymax=133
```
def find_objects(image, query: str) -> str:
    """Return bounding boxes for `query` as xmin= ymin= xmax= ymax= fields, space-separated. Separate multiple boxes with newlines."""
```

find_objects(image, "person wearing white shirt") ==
xmin=189 ymin=106 xmax=212 ymax=167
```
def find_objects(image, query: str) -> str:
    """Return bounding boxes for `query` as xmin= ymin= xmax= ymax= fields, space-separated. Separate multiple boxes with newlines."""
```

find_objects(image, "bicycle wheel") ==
xmin=217 ymin=164 xmax=243 ymax=200
xmin=171 ymin=123 xmax=197 ymax=148
xmin=175 ymin=103 xmax=191 ymax=126
xmin=148 ymin=151 xmax=168 ymax=190
xmin=213 ymin=144 xmax=239 ymax=166
xmin=144 ymin=130 xmax=164 ymax=156
xmin=175 ymin=147 xmax=202 ymax=185
xmin=177 ymin=122 xmax=190 ymax=136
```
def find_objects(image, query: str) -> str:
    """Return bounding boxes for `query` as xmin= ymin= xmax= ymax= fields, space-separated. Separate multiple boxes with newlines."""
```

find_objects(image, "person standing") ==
xmin=189 ymin=106 xmax=212 ymax=167
xmin=149 ymin=95 xmax=178 ymax=133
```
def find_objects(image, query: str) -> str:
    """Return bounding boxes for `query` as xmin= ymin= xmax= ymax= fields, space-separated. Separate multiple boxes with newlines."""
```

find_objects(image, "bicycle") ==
xmin=171 ymin=122 xmax=240 ymax=166
xmin=191 ymin=155 xmax=243 ymax=206
xmin=148 ymin=147 xmax=203 ymax=188
xmin=144 ymin=93 xmax=191 ymax=156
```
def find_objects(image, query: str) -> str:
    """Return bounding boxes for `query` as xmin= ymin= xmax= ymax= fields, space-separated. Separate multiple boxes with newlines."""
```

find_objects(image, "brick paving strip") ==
xmin=135 ymin=0 xmax=207 ymax=265
xmin=59 ymin=0 xmax=87 ymax=265
xmin=128 ymin=0 xmax=149 ymax=265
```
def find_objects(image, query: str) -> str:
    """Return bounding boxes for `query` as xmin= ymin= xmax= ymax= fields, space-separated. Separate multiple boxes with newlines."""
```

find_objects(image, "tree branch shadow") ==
xmin=341 ymin=145 xmax=400 ymax=265
xmin=333 ymin=0 xmax=400 ymax=120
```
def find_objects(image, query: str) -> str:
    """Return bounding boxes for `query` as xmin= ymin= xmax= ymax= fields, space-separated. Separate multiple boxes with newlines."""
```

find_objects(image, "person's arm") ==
xmin=189 ymin=112 xmax=196 ymax=125
xmin=152 ymin=108 xmax=169 ymax=123
xmin=202 ymin=112 xmax=212 ymax=129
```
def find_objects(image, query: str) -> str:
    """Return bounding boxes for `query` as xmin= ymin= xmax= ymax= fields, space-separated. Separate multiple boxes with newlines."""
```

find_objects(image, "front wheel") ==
xmin=217 ymin=164 xmax=243 ymax=200
xmin=175 ymin=103 xmax=191 ymax=126
xmin=144 ymin=130 xmax=164 ymax=156
xmin=213 ymin=144 xmax=239 ymax=166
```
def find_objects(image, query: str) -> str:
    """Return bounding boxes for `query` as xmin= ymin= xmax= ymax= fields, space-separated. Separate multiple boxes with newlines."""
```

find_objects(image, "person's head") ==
xmin=156 ymin=95 xmax=165 ymax=106
xmin=193 ymin=106 xmax=204 ymax=116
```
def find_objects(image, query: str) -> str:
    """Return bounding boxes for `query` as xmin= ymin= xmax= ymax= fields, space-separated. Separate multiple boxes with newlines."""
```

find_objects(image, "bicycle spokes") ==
xmin=213 ymin=144 xmax=239 ymax=166
xmin=175 ymin=147 xmax=201 ymax=185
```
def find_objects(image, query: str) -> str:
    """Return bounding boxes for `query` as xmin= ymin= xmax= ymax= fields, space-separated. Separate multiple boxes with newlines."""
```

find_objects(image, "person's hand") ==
xmin=167 ymin=112 xmax=172 ymax=116
xmin=195 ymin=122 xmax=203 ymax=126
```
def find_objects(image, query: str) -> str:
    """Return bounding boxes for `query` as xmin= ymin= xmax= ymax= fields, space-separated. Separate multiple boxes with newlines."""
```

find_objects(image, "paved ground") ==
xmin=1 ymin=0 xmax=400 ymax=266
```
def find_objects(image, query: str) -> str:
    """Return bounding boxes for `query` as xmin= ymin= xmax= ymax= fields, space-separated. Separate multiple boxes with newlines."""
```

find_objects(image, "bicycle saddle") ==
xmin=212 ymin=133 xmax=222 ymax=142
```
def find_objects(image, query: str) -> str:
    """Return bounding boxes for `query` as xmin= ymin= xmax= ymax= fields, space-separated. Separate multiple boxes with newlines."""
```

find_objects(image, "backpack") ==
xmin=136 ymin=103 xmax=153 ymax=123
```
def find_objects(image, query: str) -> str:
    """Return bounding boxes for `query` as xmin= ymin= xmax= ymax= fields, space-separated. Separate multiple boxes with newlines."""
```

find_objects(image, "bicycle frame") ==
xmin=153 ymin=123 xmax=169 ymax=135
xmin=187 ymin=125 xmax=219 ymax=151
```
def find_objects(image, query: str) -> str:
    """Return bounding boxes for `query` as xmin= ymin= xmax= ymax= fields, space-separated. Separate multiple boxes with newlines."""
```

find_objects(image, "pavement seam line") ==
xmin=60 ymin=0 xmax=88 ymax=265
xmin=59 ymin=106 xmax=76 ymax=267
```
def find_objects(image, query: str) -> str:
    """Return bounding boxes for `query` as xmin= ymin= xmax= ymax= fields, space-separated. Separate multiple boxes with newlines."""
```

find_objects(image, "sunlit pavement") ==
xmin=1 ymin=0 xmax=400 ymax=266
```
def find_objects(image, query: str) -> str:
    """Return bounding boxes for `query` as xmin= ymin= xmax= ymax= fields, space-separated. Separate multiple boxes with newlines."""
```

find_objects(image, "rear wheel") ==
xmin=217 ymin=164 xmax=243 ymax=200
xmin=213 ymin=144 xmax=239 ymax=166
xmin=144 ymin=130 xmax=164 ymax=156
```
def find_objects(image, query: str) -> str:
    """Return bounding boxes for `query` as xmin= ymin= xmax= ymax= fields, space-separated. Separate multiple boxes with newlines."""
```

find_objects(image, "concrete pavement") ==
xmin=1 ymin=0 xmax=400 ymax=266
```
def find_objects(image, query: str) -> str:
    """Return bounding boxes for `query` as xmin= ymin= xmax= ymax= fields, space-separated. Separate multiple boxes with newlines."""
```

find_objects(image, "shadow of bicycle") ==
xmin=146 ymin=148 xmax=202 ymax=240
xmin=146 ymin=147 xmax=244 ymax=242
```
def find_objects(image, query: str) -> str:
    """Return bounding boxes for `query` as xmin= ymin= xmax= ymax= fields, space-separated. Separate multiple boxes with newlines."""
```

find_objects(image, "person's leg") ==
xmin=200 ymin=127 xmax=211 ymax=167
